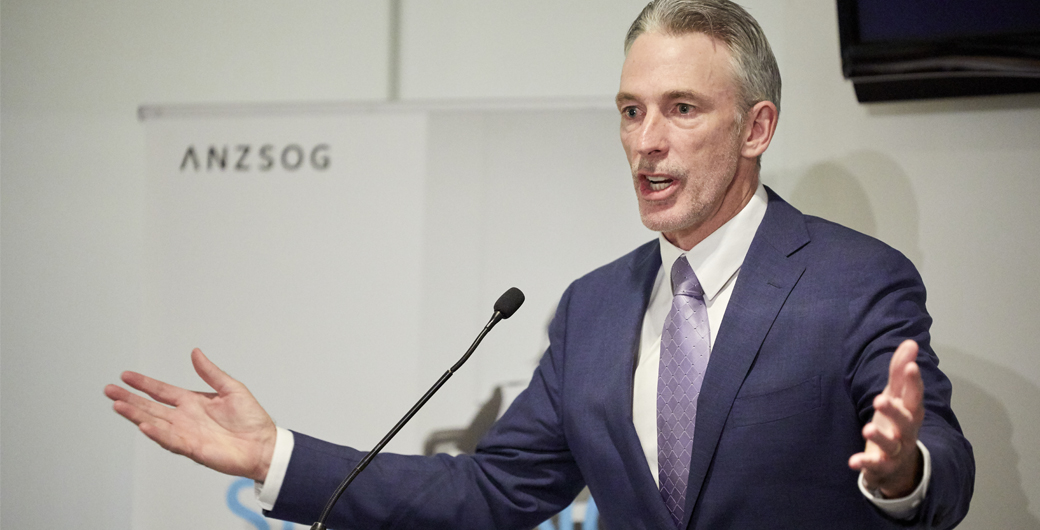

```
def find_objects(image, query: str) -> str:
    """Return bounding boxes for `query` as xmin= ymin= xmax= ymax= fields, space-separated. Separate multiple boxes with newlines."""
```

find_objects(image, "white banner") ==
xmin=139 ymin=101 xmax=650 ymax=529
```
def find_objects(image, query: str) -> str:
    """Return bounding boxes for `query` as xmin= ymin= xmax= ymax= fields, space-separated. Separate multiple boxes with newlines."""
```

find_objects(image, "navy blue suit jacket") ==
xmin=267 ymin=189 xmax=974 ymax=529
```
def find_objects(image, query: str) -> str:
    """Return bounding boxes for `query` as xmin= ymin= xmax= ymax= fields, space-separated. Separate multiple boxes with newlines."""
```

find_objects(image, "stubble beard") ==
xmin=635 ymin=152 xmax=739 ymax=236
xmin=636 ymin=162 xmax=700 ymax=234
xmin=639 ymin=118 xmax=750 ymax=237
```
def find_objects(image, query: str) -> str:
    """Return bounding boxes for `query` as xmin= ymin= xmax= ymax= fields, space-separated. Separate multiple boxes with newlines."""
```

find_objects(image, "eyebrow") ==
xmin=664 ymin=90 xmax=709 ymax=104
xmin=615 ymin=90 xmax=710 ymax=107
xmin=615 ymin=92 xmax=638 ymax=107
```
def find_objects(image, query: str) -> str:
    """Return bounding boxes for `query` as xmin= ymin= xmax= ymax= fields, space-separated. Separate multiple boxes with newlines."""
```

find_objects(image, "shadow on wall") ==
xmin=788 ymin=152 xmax=1040 ymax=528
xmin=788 ymin=150 xmax=922 ymax=268
xmin=938 ymin=345 xmax=1040 ymax=530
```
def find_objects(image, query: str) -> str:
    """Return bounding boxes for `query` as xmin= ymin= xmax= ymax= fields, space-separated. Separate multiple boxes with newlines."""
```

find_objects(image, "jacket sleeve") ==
xmin=264 ymin=286 xmax=586 ymax=530
xmin=844 ymin=245 xmax=975 ymax=529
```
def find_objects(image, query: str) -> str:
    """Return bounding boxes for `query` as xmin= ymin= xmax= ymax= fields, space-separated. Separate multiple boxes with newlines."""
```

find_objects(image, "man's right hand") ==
xmin=104 ymin=348 xmax=278 ymax=482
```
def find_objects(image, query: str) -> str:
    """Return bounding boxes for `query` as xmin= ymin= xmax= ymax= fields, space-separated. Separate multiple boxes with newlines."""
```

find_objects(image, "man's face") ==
xmin=617 ymin=31 xmax=756 ymax=249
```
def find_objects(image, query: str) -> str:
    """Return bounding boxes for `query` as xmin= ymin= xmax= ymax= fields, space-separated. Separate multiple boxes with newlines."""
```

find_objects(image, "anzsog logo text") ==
xmin=180 ymin=144 xmax=330 ymax=172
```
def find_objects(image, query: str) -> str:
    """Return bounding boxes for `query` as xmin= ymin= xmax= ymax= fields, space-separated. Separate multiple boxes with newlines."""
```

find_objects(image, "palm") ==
xmin=105 ymin=349 xmax=277 ymax=481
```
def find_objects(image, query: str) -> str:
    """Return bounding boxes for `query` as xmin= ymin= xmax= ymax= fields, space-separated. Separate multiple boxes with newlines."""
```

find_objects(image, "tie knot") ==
xmin=671 ymin=255 xmax=704 ymax=299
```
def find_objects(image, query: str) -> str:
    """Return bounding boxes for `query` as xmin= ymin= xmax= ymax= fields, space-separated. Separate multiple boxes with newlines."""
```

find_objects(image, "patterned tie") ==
xmin=658 ymin=255 xmax=711 ymax=527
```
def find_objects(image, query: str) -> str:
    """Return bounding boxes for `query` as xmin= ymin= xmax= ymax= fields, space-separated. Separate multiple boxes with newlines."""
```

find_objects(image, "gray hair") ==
xmin=625 ymin=0 xmax=781 ymax=117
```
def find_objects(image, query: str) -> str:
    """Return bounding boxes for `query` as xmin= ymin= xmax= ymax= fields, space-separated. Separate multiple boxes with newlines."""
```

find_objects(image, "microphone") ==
xmin=494 ymin=287 xmax=525 ymax=319
xmin=310 ymin=287 xmax=525 ymax=530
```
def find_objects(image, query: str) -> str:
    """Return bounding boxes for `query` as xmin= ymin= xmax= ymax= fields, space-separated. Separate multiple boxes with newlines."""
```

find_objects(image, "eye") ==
xmin=677 ymin=103 xmax=694 ymax=114
xmin=615 ymin=104 xmax=640 ymax=119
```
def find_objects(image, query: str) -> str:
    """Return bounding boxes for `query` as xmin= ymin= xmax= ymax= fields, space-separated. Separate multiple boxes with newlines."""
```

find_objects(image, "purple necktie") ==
xmin=658 ymin=255 xmax=710 ymax=528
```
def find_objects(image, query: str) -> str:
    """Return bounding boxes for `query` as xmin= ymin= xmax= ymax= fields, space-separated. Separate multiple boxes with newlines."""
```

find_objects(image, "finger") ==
xmin=104 ymin=383 xmax=133 ymax=402
xmin=137 ymin=419 xmax=191 ymax=458
xmin=112 ymin=398 xmax=170 ymax=428
xmin=873 ymin=393 xmax=915 ymax=432
xmin=862 ymin=419 xmax=903 ymax=458
xmin=849 ymin=444 xmax=884 ymax=473
xmin=872 ymin=391 xmax=919 ymax=447
xmin=900 ymin=361 xmax=925 ymax=417
xmin=868 ymin=393 xmax=896 ymax=436
xmin=849 ymin=451 xmax=882 ymax=471
xmin=850 ymin=443 xmax=898 ymax=491
xmin=120 ymin=371 xmax=189 ymax=407
xmin=848 ymin=451 xmax=868 ymax=471
xmin=875 ymin=362 xmax=924 ymax=440
xmin=106 ymin=384 xmax=177 ymax=422
xmin=191 ymin=348 xmax=238 ymax=395
xmin=886 ymin=340 xmax=919 ymax=397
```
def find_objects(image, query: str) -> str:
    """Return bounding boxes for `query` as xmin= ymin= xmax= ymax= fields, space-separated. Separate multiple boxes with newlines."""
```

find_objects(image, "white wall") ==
xmin=3 ymin=1 xmax=1039 ymax=529
xmin=1 ymin=2 xmax=390 ymax=528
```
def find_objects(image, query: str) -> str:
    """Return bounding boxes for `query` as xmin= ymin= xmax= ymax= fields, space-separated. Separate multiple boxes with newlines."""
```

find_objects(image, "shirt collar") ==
xmin=658 ymin=183 xmax=768 ymax=301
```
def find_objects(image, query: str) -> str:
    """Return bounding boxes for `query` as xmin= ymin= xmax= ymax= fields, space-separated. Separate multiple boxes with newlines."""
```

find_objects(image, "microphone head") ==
xmin=494 ymin=287 xmax=525 ymax=319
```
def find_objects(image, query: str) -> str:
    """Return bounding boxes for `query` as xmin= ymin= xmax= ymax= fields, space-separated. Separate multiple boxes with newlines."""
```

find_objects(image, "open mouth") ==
xmin=645 ymin=175 xmax=674 ymax=192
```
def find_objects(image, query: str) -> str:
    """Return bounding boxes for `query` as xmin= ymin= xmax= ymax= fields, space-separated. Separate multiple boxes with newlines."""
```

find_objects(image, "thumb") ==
xmin=191 ymin=348 xmax=237 ymax=394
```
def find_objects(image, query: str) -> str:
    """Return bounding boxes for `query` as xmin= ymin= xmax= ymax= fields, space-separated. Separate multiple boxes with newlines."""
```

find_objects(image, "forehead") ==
xmin=619 ymin=31 xmax=739 ymax=102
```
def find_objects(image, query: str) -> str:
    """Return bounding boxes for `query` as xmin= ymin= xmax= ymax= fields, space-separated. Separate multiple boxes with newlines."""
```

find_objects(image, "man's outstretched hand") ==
xmin=849 ymin=339 xmax=926 ymax=498
xmin=104 ymin=348 xmax=278 ymax=482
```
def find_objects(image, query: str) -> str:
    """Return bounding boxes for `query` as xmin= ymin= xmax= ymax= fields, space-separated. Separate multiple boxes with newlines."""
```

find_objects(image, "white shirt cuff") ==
xmin=255 ymin=426 xmax=295 ymax=511
xmin=858 ymin=440 xmax=932 ymax=520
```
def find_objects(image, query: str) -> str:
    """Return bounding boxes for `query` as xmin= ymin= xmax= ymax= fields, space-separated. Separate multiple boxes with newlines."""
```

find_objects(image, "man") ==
xmin=105 ymin=1 xmax=974 ymax=528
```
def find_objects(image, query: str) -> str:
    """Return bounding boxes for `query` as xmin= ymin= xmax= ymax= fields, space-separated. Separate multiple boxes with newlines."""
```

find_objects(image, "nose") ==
xmin=635 ymin=110 xmax=668 ymax=159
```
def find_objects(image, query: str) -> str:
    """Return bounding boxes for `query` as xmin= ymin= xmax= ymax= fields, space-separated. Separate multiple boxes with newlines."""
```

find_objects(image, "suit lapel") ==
xmin=681 ymin=189 xmax=810 ymax=529
xmin=597 ymin=240 xmax=680 ymax=529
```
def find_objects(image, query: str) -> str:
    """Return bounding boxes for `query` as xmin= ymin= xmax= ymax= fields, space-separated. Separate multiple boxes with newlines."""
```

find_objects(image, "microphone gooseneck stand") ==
xmin=310 ymin=287 xmax=525 ymax=530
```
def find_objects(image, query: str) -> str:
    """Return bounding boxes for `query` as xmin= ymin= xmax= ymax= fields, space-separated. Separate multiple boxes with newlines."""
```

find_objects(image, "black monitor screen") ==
xmin=856 ymin=0 xmax=1040 ymax=43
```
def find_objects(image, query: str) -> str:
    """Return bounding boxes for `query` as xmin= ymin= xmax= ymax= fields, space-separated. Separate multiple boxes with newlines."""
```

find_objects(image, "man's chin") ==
xmin=639 ymin=210 xmax=693 ymax=234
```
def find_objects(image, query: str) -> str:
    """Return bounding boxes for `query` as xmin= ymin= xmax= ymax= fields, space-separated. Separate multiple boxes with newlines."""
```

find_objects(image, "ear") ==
xmin=740 ymin=100 xmax=779 ymax=160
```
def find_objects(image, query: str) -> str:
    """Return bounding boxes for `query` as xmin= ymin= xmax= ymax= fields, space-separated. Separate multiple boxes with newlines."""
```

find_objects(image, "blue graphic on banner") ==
xmin=584 ymin=497 xmax=599 ymax=530
xmin=227 ymin=478 xmax=296 ymax=530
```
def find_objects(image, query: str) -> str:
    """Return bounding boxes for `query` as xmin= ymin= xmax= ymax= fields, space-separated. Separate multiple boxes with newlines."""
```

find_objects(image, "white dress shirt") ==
xmin=259 ymin=184 xmax=929 ymax=518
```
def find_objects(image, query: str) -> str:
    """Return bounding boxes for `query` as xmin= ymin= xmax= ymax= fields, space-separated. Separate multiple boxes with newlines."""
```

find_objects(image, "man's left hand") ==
xmin=848 ymin=339 xmax=925 ymax=498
